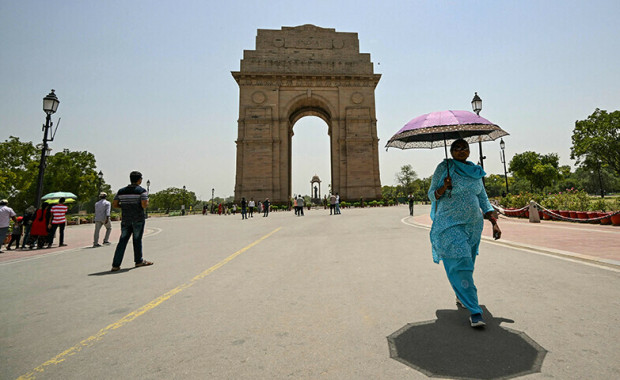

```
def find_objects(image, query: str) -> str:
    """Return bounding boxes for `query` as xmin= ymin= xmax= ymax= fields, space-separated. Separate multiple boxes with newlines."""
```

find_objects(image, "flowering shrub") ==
xmin=614 ymin=197 xmax=620 ymax=211
xmin=554 ymin=188 xmax=590 ymax=211
xmin=502 ymin=192 xmax=542 ymax=208
xmin=540 ymin=195 xmax=559 ymax=210
xmin=590 ymin=199 xmax=607 ymax=212
xmin=502 ymin=188 xmax=591 ymax=211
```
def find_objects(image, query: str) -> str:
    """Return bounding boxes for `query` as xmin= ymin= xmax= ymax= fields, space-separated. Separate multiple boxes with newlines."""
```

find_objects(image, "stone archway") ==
xmin=232 ymin=25 xmax=382 ymax=203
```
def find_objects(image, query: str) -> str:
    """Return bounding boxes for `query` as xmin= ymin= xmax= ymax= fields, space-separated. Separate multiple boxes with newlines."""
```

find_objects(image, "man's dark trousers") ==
xmin=49 ymin=224 xmax=65 ymax=245
xmin=113 ymin=220 xmax=145 ymax=267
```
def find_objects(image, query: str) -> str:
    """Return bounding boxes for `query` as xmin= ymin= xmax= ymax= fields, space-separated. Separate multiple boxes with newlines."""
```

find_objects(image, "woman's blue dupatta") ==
xmin=430 ymin=159 xmax=486 ymax=220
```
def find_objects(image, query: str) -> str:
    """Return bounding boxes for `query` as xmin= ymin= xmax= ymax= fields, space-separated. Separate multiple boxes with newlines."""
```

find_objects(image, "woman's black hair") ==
xmin=450 ymin=138 xmax=468 ymax=151
xmin=38 ymin=202 xmax=48 ymax=221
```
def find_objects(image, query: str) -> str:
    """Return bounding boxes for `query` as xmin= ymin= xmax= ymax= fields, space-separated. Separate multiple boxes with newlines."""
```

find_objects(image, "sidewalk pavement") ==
xmin=0 ymin=221 xmax=146 ymax=264
xmin=411 ymin=212 xmax=620 ymax=268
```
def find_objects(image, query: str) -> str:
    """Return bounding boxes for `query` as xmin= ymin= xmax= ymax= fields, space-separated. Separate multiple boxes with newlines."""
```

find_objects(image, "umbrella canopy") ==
xmin=44 ymin=198 xmax=76 ymax=204
xmin=385 ymin=110 xmax=508 ymax=150
xmin=41 ymin=192 xmax=78 ymax=200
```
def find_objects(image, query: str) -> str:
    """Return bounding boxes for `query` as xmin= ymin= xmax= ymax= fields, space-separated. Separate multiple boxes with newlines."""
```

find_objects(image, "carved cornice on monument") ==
xmin=231 ymin=72 xmax=381 ymax=88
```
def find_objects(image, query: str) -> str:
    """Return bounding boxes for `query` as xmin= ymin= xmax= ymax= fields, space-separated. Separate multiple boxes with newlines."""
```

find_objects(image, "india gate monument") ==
xmin=232 ymin=25 xmax=382 ymax=203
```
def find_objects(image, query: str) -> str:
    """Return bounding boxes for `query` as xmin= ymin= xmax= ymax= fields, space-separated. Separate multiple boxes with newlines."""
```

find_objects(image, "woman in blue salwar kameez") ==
xmin=428 ymin=139 xmax=502 ymax=327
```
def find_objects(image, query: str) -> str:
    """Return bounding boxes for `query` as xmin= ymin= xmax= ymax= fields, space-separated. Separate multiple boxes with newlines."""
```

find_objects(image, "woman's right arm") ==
xmin=428 ymin=162 xmax=448 ymax=202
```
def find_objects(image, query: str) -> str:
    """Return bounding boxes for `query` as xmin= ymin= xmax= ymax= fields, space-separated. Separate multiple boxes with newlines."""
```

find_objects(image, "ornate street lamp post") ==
xmin=35 ymin=90 xmax=60 ymax=208
xmin=182 ymin=185 xmax=186 ymax=215
xmin=98 ymin=171 xmax=104 ymax=193
xmin=500 ymin=138 xmax=509 ymax=194
xmin=211 ymin=188 xmax=214 ymax=214
xmin=596 ymin=161 xmax=605 ymax=198
xmin=471 ymin=92 xmax=485 ymax=170
xmin=146 ymin=179 xmax=150 ymax=218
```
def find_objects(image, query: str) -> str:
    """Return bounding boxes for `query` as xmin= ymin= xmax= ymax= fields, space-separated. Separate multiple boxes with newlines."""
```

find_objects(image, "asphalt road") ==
xmin=1 ymin=205 xmax=619 ymax=379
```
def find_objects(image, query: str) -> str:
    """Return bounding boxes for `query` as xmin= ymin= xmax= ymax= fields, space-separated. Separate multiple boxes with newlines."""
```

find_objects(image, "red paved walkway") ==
xmin=0 ymin=221 xmax=158 ymax=264
xmin=412 ymin=213 xmax=620 ymax=268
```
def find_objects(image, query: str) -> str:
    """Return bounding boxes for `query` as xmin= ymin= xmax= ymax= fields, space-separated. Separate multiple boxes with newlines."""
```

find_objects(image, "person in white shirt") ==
xmin=0 ymin=199 xmax=18 ymax=253
xmin=335 ymin=193 xmax=341 ymax=215
xmin=248 ymin=198 xmax=255 ymax=218
xmin=329 ymin=194 xmax=336 ymax=215
xmin=93 ymin=192 xmax=112 ymax=247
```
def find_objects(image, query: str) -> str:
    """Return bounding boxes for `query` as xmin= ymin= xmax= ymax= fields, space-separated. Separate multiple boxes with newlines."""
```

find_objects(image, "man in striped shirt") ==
xmin=48 ymin=198 xmax=69 ymax=248
xmin=111 ymin=171 xmax=153 ymax=272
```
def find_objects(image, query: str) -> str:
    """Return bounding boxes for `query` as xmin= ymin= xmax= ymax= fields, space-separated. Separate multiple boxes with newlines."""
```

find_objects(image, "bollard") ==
xmin=529 ymin=200 xmax=540 ymax=223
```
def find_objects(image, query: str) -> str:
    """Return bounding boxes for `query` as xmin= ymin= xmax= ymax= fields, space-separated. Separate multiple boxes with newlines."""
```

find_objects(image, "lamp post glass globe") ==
xmin=98 ymin=171 xmax=104 ymax=192
xmin=500 ymin=138 xmax=505 ymax=150
xmin=471 ymin=92 xmax=482 ymax=115
xmin=43 ymin=89 xmax=60 ymax=115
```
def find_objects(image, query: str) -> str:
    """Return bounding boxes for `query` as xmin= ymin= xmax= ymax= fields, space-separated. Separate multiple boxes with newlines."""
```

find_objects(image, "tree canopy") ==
xmin=149 ymin=187 xmax=197 ymax=213
xmin=571 ymin=108 xmax=620 ymax=177
xmin=484 ymin=174 xmax=511 ymax=198
xmin=395 ymin=164 xmax=418 ymax=195
xmin=383 ymin=165 xmax=431 ymax=202
xmin=0 ymin=136 xmax=38 ymax=202
xmin=0 ymin=136 xmax=109 ymax=212
xmin=509 ymin=151 xmax=561 ymax=191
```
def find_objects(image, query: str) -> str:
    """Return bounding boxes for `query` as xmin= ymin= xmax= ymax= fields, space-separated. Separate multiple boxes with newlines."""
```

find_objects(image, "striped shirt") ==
xmin=114 ymin=185 xmax=148 ymax=222
xmin=50 ymin=204 xmax=69 ymax=224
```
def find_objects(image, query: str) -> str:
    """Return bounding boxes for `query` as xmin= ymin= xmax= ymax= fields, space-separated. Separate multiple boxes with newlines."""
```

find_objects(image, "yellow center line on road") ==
xmin=17 ymin=227 xmax=282 ymax=380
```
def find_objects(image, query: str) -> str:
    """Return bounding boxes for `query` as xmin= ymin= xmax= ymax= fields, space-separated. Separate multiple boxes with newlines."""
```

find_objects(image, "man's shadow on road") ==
xmin=88 ymin=268 xmax=136 ymax=276
xmin=387 ymin=306 xmax=547 ymax=380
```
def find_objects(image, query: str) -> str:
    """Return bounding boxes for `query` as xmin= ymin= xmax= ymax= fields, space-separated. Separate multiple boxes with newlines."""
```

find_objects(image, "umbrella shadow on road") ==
xmin=387 ymin=306 xmax=547 ymax=380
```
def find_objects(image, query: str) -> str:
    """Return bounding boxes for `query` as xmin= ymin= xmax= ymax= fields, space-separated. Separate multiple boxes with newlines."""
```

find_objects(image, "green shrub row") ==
xmin=500 ymin=189 xmax=619 ymax=211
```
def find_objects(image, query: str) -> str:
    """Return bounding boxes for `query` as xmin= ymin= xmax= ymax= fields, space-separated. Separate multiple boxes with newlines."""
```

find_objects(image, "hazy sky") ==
xmin=2 ymin=0 xmax=619 ymax=200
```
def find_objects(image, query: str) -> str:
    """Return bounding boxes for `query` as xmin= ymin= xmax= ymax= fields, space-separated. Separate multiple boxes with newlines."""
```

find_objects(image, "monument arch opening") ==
xmin=232 ymin=25 xmax=382 ymax=203
xmin=290 ymin=115 xmax=330 ymax=199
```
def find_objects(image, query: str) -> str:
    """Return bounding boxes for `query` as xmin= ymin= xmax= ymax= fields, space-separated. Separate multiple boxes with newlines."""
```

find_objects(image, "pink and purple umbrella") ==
xmin=385 ymin=110 xmax=508 ymax=150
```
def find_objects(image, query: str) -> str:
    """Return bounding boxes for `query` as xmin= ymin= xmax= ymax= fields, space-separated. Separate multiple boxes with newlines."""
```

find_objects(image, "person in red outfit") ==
xmin=30 ymin=203 xmax=51 ymax=249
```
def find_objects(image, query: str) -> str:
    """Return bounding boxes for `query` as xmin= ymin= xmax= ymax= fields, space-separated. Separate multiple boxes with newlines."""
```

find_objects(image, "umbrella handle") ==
xmin=443 ymin=134 xmax=453 ymax=190
xmin=445 ymin=155 xmax=453 ymax=190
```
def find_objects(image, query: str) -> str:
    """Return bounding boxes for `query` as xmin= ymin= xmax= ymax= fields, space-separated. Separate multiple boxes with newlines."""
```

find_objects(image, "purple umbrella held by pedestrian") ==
xmin=386 ymin=110 xmax=509 ymax=189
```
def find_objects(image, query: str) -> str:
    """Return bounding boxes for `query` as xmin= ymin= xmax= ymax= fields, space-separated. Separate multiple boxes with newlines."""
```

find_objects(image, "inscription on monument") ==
xmin=285 ymin=37 xmax=332 ymax=49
